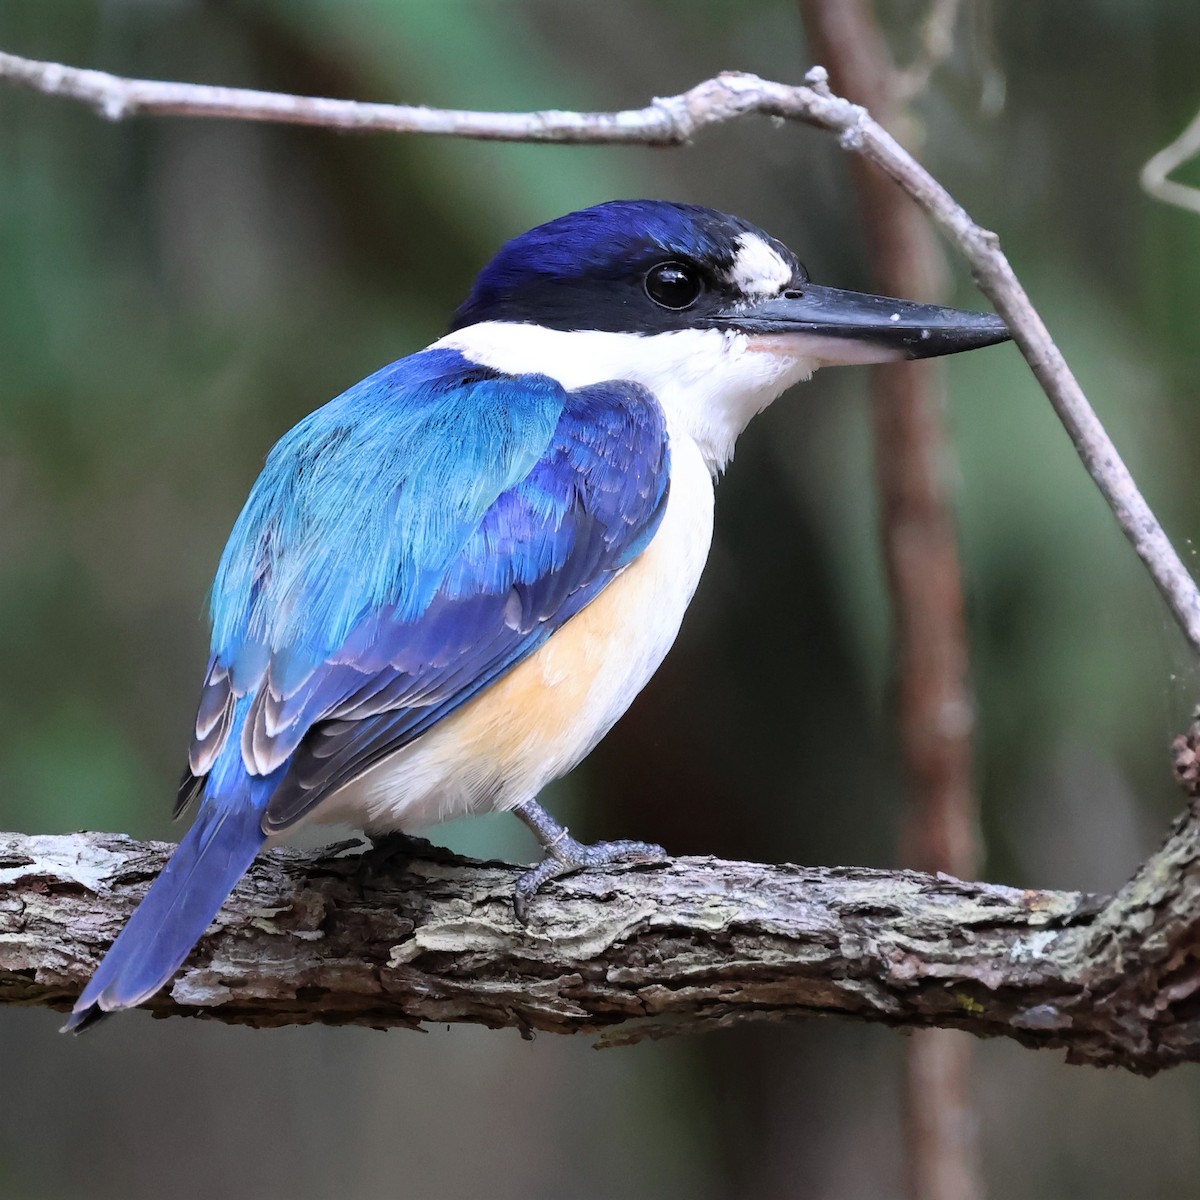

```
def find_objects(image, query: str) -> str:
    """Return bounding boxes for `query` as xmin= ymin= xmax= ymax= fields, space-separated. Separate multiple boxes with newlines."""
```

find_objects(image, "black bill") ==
xmin=713 ymin=284 xmax=1010 ymax=361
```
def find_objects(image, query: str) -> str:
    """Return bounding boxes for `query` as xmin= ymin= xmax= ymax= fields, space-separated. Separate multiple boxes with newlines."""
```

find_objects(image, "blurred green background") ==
xmin=3 ymin=2 xmax=1200 ymax=1197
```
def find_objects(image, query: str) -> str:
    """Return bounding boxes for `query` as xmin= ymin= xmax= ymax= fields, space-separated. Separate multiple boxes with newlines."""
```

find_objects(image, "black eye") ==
xmin=644 ymin=261 xmax=702 ymax=310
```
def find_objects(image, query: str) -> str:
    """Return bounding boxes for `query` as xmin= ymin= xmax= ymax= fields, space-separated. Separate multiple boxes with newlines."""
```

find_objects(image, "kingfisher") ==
xmin=64 ymin=199 xmax=1008 ymax=1030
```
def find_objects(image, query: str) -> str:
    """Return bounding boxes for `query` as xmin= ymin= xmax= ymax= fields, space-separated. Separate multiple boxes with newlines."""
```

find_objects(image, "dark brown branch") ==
xmin=798 ymin=3 xmax=983 ymax=1196
xmin=2 ymin=811 xmax=1200 ymax=1074
xmin=800 ymin=0 xmax=978 ymax=881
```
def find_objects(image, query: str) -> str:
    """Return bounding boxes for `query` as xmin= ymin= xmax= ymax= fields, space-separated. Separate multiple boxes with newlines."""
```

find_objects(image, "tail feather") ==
xmin=63 ymin=801 xmax=266 ymax=1032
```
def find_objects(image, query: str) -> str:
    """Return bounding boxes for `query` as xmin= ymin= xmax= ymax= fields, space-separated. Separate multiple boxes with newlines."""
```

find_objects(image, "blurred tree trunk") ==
xmin=798 ymin=3 xmax=983 ymax=1198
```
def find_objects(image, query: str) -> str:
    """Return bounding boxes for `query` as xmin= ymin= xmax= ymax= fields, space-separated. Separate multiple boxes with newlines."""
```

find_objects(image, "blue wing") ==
xmin=182 ymin=347 xmax=670 ymax=830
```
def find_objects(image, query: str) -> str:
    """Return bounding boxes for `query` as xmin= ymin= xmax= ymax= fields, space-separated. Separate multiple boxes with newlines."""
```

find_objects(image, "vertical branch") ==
xmin=903 ymin=1028 xmax=985 ymax=1200
xmin=798 ymin=3 xmax=983 ymax=1199
xmin=799 ymin=0 xmax=979 ymax=882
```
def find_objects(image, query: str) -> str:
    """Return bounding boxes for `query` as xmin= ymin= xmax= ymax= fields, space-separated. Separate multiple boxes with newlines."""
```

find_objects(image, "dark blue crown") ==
xmin=449 ymin=200 xmax=800 ymax=335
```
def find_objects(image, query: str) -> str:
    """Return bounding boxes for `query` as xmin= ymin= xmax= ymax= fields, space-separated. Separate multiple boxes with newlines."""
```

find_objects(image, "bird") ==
xmin=64 ymin=199 xmax=1009 ymax=1031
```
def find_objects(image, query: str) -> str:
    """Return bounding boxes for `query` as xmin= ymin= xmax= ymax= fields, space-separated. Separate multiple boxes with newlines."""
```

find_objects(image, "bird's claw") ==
xmin=511 ymin=836 xmax=667 ymax=925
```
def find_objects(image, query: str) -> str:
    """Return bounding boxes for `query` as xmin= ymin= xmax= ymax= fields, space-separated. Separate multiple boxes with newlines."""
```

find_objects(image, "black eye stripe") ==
xmin=644 ymin=261 xmax=703 ymax=311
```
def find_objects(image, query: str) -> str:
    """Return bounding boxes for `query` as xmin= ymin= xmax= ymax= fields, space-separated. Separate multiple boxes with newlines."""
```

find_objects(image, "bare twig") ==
xmin=1141 ymin=101 xmax=1200 ymax=217
xmin=800 ymin=72 xmax=1200 ymax=660
xmin=0 ymin=49 xmax=841 ymax=144
xmin=3 ymin=47 xmax=1196 ymax=655
xmin=799 ymin=3 xmax=982 ymax=1196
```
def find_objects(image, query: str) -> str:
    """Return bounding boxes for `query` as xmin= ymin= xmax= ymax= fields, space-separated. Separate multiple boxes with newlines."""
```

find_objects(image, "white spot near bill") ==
xmin=726 ymin=233 xmax=792 ymax=296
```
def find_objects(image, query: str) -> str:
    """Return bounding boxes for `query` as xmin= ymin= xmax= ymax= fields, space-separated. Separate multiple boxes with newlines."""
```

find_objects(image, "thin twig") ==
xmin=800 ymin=74 xmax=1200 ymax=657
xmin=0 ymin=49 xmax=797 ymax=144
xmin=3 ymin=47 xmax=1196 ymax=656
xmin=1141 ymin=101 xmax=1200 ymax=217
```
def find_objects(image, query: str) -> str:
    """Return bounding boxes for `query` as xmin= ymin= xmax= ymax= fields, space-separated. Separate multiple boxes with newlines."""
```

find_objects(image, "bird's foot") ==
xmin=511 ymin=800 xmax=667 ymax=924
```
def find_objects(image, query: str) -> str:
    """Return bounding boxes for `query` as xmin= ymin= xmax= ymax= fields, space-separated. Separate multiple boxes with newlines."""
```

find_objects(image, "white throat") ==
xmin=433 ymin=321 xmax=820 ymax=473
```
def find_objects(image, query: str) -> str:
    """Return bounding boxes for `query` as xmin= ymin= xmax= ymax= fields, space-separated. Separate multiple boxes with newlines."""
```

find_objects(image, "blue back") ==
xmin=211 ymin=349 xmax=563 ymax=686
xmin=185 ymin=346 xmax=670 ymax=829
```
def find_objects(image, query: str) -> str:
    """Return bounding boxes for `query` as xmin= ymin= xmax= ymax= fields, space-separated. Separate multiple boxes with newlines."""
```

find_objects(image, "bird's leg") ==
xmin=510 ymin=799 xmax=667 ymax=923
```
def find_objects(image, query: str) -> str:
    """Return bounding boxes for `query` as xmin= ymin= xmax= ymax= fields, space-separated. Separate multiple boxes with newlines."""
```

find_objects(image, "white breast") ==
xmin=435 ymin=321 xmax=818 ymax=473
xmin=309 ymin=422 xmax=715 ymax=834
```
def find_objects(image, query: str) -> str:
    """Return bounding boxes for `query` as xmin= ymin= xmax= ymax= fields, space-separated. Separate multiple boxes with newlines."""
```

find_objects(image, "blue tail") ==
xmin=63 ymin=798 xmax=267 ymax=1032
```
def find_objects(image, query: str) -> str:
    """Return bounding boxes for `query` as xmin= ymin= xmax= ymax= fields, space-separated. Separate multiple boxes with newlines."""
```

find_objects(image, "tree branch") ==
xmin=0 ymin=50 xmax=834 ymax=144
xmin=800 ymin=0 xmax=980 ymax=882
xmin=3 ymin=807 xmax=1200 ymax=1074
xmin=3 ymin=47 xmax=1198 ymax=656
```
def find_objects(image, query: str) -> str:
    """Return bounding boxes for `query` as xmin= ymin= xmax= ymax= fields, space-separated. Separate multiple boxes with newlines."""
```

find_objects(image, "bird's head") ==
xmin=441 ymin=200 xmax=1009 ymax=471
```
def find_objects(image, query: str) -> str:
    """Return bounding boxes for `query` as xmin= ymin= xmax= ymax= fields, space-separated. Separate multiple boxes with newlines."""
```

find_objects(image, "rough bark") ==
xmin=3 ymin=808 xmax=1200 ymax=1073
